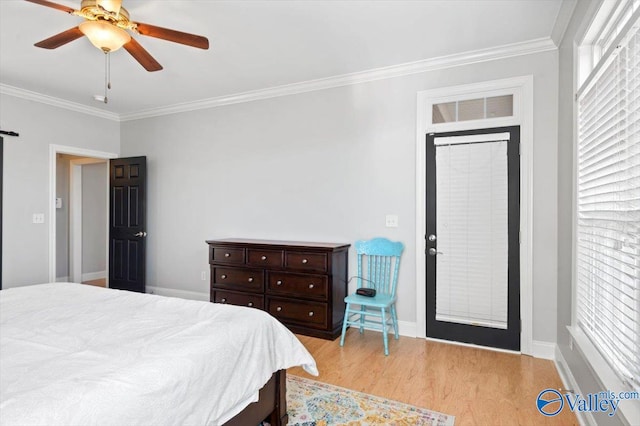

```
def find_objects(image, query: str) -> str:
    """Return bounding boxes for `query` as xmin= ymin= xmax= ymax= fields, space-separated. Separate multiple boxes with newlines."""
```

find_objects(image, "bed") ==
xmin=0 ymin=282 xmax=318 ymax=425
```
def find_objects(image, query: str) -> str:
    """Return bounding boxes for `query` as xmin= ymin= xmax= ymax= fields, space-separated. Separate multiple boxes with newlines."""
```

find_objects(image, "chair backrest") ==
xmin=355 ymin=238 xmax=404 ymax=297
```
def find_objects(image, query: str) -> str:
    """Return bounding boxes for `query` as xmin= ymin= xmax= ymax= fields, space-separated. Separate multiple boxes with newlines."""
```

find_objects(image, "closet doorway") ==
xmin=49 ymin=145 xmax=117 ymax=287
xmin=56 ymin=154 xmax=109 ymax=286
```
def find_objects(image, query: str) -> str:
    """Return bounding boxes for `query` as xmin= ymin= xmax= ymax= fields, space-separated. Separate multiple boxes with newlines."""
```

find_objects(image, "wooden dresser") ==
xmin=206 ymin=238 xmax=350 ymax=340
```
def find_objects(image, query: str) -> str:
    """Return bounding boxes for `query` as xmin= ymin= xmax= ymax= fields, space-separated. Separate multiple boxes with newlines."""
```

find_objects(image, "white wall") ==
xmin=81 ymin=162 xmax=107 ymax=276
xmin=0 ymin=94 xmax=119 ymax=288
xmin=121 ymin=49 xmax=559 ymax=343
xmin=55 ymin=154 xmax=70 ymax=279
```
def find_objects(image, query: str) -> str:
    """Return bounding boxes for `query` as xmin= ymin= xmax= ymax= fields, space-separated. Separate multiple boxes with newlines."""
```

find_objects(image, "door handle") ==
xmin=428 ymin=248 xmax=443 ymax=256
xmin=134 ymin=231 xmax=147 ymax=237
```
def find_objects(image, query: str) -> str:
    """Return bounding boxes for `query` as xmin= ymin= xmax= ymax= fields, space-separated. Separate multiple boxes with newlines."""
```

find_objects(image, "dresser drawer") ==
xmin=212 ymin=289 xmax=264 ymax=309
xmin=211 ymin=266 xmax=264 ymax=293
xmin=267 ymin=271 xmax=328 ymax=300
xmin=267 ymin=297 xmax=328 ymax=329
xmin=211 ymin=247 xmax=245 ymax=264
xmin=247 ymin=249 xmax=283 ymax=268
xmin=285 ymin=251 xmax=327 ymax=273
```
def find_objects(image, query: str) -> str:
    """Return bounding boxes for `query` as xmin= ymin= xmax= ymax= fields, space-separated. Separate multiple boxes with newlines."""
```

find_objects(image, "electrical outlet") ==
xmin=385 ymin=214 xmax=399 ymax=228
xmin=32 ymin=213 xmax=45 ymax=224
xmin=201 ymin=271 xmax=207 ymax=281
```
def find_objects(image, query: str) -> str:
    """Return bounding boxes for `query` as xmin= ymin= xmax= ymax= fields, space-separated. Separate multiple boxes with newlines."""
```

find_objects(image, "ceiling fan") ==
xmin=25 ymin=0 xmax=209 ymax=72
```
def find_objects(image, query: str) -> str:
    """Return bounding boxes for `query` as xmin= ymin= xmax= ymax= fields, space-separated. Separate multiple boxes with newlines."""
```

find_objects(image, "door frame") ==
xmin=49 ymin=144 xmax=117 ymax=283
xmin=415 ymin=76 xmax=533 ymax=355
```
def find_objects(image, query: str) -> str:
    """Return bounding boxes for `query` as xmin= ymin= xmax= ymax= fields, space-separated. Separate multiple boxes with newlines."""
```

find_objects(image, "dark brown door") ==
xmin=109 ymin=157 xmax=146 ymax=293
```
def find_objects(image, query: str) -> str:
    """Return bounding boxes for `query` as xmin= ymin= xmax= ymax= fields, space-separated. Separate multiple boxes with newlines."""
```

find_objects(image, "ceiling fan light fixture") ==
xmin=96 ymin=0 xmax=122 ymax=14
xmin=79 ymin=20 xmax=130 ymax=52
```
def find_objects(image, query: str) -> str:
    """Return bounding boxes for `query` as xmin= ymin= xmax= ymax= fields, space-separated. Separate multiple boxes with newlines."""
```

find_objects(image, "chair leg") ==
xmin=340 ymin=303 xmax=350 ymax=347
xmin=359 ymin=305 xmax=365 ymax=334
xmin=391 ymin=304 xmax=399 ymax=339
xmin=381 ymin=307 xmax=389 ymax=356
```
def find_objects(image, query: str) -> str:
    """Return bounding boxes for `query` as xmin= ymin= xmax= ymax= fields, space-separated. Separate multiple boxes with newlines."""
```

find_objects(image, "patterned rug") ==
xmin=286 ymin=375 xmax=455 ymax=426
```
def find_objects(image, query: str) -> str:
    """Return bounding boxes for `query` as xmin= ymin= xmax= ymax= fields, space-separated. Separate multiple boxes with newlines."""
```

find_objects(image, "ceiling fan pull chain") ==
xmin=102 ymin=51 xmax=109 ymax=104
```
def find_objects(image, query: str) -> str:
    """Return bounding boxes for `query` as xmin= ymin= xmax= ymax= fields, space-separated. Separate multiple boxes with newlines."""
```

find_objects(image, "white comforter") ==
xmin=0 ymin=283 xmax=318 ymax=426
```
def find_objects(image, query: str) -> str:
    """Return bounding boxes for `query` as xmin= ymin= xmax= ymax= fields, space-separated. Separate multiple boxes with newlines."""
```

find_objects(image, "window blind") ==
xmin=434 ymin=136 xmax=509 ymax=329
xmin=576 ymin=18 xmax=640 ymax=392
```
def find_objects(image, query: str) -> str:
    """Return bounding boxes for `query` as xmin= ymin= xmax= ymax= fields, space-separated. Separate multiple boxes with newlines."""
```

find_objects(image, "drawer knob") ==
xmin=248 ymin=302 xmax=254 ymax=307
xmin=308 ymin=311 xmax=314 ymax=317
xmin=276 ymin=280 xmax=283 ymax=286
xmin=224 ymin=253 xmax=230 ymax=257
xmin=308 ymin=284 xmax=314 ymax=289
xmin=248 ymin=277 xmax=254 ymax=283
xmin=221 ymin=274 xmax=227 ymax=279
xmin=276 ymin=306 xmax=282 ymax=312
xmin=221 ymin=298 xmax=227 ymax=303
xmin=302 ymin=258 xmax=308 ymax=264
xmin=261 ymin=255 xmax=267 ymax=260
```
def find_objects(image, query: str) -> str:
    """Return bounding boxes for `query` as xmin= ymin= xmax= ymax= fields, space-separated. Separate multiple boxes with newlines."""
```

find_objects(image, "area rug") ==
xmin=285 ymin=375 xmax=455 ymax=426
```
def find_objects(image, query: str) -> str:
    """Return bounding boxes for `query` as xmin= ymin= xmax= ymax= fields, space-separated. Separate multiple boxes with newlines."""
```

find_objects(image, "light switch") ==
xmin=385 ymin=214 xmax=399 ymax=228
xmin=32 ymin=213 xmax=45 ymax=224
xmin=56 ymin=198 xmax=62 ymax=209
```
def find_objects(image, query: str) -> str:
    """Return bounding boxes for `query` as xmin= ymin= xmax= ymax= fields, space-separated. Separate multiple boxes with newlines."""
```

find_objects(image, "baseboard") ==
xmin=554 ymin=346 xmax=595 ymax=426
xmin=398 ymin=320 xmax=417 ymax=337
xmin=146 ymin=285 xmax=209 ymax=302
xmin=56 ymin=276 xmax=70 ymax=282
xmin=532 ymin=340 xmax=556 ymax=360
xmin=81 ymin=271 xmax=106 ymax=282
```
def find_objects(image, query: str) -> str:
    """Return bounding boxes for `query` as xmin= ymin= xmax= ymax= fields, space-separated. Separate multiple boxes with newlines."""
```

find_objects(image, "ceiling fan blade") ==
xmin=24 ymin=0 xmax=76 ymax=14
xmin=123 ymin=38 xmax=163 ymax=72
xmin=34 ymin=27 xmax=84 ymax=49
xmin=135 ymin=22 xmax=209 ymax=50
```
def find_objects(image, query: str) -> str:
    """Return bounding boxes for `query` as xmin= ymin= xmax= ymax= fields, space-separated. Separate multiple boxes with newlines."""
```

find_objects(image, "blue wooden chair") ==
xmin=339 ymin=238 xmax=404 ymax=355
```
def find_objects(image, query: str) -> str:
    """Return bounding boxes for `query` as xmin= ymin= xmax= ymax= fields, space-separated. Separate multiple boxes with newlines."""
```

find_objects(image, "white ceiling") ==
xmin=0 ymin=0 xmax=565 ymax=116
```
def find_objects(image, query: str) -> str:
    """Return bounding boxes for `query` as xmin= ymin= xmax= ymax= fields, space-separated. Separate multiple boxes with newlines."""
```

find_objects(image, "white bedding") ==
xmin=0 ymin=283 xmax=318 ymax=426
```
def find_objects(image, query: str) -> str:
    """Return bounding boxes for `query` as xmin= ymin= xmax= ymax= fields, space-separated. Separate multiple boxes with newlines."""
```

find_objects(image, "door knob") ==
xmin=134 ymin=231 xmax=147 ymax=237
xmin=428 ymin=234 xmax=437 ymax=242
xmin=428 ymin=248 xmax=443 ymax=256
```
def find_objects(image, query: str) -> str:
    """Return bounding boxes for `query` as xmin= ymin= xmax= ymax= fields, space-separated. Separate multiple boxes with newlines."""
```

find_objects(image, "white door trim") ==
xmin=415 ymin=75 xmax=534 ymax=355
xmin=49 ymin=145 xmax=117 ymax=283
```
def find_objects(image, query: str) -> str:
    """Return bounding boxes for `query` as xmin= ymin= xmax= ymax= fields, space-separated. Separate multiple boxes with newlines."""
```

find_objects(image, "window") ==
xmin=575 ymin=2 xmax=640 ymax=396
xmin=432 ymin=95 xmax=513 ymax=124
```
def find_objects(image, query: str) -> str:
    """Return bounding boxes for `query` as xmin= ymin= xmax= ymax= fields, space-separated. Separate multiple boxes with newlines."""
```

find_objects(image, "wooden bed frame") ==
xmin=223 ymin=369 xmax=288 ymax=426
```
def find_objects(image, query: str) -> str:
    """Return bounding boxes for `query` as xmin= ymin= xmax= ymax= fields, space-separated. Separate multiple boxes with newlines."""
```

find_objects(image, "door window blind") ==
xmin=434 ymin=136 xmax=509 ymax=329
xmin=576 ymin=17 xmax=640 ymax=391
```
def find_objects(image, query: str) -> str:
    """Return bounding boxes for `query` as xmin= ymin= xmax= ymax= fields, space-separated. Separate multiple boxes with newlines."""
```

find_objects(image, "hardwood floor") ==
xmin=288 ymin=329 xmax=578 ymax=425
xmin=82 ymin=278 xmax=106 ymax=287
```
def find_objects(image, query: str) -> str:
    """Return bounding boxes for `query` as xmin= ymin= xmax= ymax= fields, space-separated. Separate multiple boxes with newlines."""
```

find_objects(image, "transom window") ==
xmin=432 ymin=95 xmax=513 ymax=124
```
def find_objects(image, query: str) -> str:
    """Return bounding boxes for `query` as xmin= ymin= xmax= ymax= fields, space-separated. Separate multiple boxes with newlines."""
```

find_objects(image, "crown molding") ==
xmin=120 ymin=37 xmax=556 ymax=121
xmin=0 ymin=84 xmax=119 ymax=121
xmin=3 ymin=37 xmax=556 ymax=123
xmin=551 ymin=0 xmax=579 ymax=47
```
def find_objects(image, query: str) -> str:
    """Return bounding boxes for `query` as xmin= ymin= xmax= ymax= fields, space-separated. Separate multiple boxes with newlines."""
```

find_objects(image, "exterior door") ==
xmin=109 ymin=156 xmax=147 ymax=293
xmin=426 ymin=126 xmax=520 ymax=351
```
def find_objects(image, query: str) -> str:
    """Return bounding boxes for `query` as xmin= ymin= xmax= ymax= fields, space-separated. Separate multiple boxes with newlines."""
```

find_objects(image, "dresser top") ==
xmin=206 ymin=238 xmax=350 ymax=249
